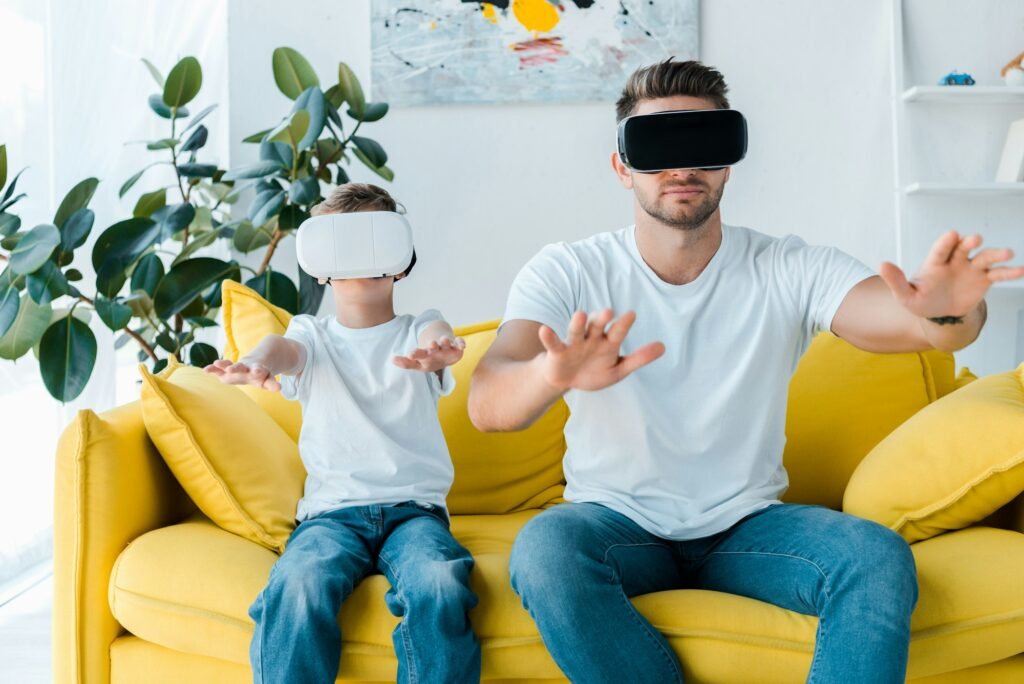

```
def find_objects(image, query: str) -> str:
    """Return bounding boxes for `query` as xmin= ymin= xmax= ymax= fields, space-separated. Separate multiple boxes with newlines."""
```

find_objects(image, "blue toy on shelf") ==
xmin=938 ymin=71 xmax=976 ymax=86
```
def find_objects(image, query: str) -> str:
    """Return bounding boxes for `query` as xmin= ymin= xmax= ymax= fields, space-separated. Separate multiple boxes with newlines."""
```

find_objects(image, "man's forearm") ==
xmin=919 ymin=299 xmax=987 ymax=352
xmin=469 ymin=353 xmax=567 ymax=432
xmin=240 ymin=335 xmax=306 ymax=376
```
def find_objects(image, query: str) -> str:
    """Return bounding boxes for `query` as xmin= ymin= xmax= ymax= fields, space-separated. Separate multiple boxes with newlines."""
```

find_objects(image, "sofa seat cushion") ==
xmin=109 ymin=514 xmax=1024 ymax=682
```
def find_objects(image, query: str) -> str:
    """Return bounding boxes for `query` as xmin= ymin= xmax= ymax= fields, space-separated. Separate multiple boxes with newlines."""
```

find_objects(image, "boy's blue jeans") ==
xmin=248 ymin=501 xmax=480 ymax=684
xmin=509 ymin=502 xmax=918 ymax=684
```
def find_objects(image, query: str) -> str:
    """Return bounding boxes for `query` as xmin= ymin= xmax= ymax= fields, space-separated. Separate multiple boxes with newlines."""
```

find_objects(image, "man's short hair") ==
xmin=310 ymin=182 xmax=403 ymax=215
xmin=615 ymin=58 xmax=731 ymax=122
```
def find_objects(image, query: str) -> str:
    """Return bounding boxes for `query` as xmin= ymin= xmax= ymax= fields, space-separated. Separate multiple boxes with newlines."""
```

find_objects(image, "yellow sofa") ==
xmin=54 ymin=282 xmax=1024 ymax=683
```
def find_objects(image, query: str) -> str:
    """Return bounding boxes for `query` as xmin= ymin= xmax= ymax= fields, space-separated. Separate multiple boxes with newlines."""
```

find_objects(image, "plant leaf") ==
xmin=242 ymin=128 xmax=273 ymax=143
xmin=148 ymin=94 xmax=189 ymax=120
xmin=141 ymin=58 xmax=165 ymax=88
xmin=292 ymin=86 xmax=326 ymax=150
xmin=176 ymin=162 xmax=217 ymax=178
xmin=146 ymin=138 xmax=179 ymax=151
xmin=289 ymin=176 xmax=320 ymax=206
xmin=53 ymin=178 xmax=99 ymax=228
xmin=10 ymin=224 xmax=60 ymax=275
xmin=39 ymin=314 xmax=97 ymax=402
xmin=26 ymin=261 xmax=70 ymax=304
xmin=248 ymin=190 xmax=285 ymax=227
xmin=119 ymin=162 xmax=163 ymax=198
xmin=90 ymin=217 xmax=160 ymax=272
xmin=133 ymin=188 xmax=167 ymax=218
xmin=298 ymin=270 xmax=326 ymax=316
xmin=352 ymin=136 xmax=387 ymax=167
xmin=151 ymin=203 xmax=196 ymax=241
xmin=0 ymin=144 xmax=6 ymax=190
xmin=269 ymin=110 xmax=310 ymax=149
xmin=163 ymin=56 xmax=202 ymax=108
xmin=337 ymin=62 xmax=365 ymax=118
xmin=59 ymin=208 xmax=95 ymax=253
xmin=245 ymin=270 xmax=299 ymax=315
xmin=153 ymin=257 xmax=239 ymax=319
xmin=352 ymin=147 xmax=394 ymax=182
xmin=0 ymin=292 xmax=50 ymax=360
xmin=180 ymin=104 xmax=218 ymax=135
xmin=130 ymin=252 xmax=165 ymax=296
xmin=0 ymin=285 xmax=19 ymax=337
xmin=222 ymin=161 xmax=284 ymax=181
xmin=351 ymin=102 xmax=388 ymax=122
xmin=272 ymin=47 xmax=319 ymax=100
xmin=94 ymin=295 xmax=134 ymax=331
xmin=0 ymin=212 xmax=21 ymax=238
xmin=189 ymin=341 xmax=219 ymax=367
xmin=180 ymin=125 xmax=208 ymax=153
xmin=232 ymin=220 xmax=272 ymax=253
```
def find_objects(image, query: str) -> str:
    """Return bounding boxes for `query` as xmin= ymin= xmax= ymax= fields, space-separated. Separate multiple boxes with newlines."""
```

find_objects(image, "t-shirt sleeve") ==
xmin=412 ymin=309 xmax=456 ymax=398
xmin=500 ymin=243 xmax=580 ymax=339
xmin=279 ymin=315 xmax=318 ymax=402
xmin=774 ymin=235 xmax=875 ymax=341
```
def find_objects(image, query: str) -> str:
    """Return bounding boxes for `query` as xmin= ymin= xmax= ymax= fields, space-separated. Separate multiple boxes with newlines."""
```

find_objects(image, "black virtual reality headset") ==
xmin=616 ymin=108 xmax=748 ymax=173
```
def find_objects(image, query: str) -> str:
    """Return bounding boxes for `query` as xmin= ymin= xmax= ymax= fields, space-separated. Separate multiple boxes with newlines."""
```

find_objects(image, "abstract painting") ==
xmin=371 ymin=1 xmax=699 ymax=105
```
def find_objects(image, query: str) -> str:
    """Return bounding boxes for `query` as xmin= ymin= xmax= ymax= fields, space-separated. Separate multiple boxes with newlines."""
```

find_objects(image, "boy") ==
xmin=205 ymin=183 xmax=480 ymax=684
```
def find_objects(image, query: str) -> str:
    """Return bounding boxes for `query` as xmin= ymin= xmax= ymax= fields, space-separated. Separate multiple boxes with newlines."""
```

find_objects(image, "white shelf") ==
xmin=902 ymin=85 xmax=1024 ymax=103
xmin=903 ymin=182 xmax=1024 ymax=196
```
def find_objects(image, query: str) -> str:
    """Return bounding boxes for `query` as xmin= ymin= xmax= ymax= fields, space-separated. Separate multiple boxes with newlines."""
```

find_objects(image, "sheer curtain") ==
xmin=0 ymin=0 xmax=229 ymax=588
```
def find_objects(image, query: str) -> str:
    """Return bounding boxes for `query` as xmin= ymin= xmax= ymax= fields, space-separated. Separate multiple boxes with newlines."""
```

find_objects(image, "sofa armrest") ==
xmin=53 ymin=401 xmax=195 ymax=684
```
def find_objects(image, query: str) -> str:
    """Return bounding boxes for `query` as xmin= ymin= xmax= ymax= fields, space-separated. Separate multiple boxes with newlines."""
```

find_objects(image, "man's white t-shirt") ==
xmin=501 ymin=224 xmax=875 ymax=540
xmin=280 ymin=310 xmax=456 ymax=522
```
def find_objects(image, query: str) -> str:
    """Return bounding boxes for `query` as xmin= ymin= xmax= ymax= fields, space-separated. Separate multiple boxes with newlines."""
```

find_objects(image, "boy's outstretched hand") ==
xmin=204 ymin=359 xmax=282 ymax=392
xmin=393 ymin=336 xmax=466 ymax=373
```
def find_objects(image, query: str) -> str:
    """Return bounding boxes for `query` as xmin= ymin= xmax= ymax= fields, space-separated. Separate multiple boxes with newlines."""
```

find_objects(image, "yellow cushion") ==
xmin=221 ymin=279 xmax=303 ymax=442
xmin=843 ymin=365 xmax=1024 ymax=543
xmin=782 ymin=333 xmax=955 ymax=509
xmin=440 ymin=321 xmax=568 ymax=514
xmin=108 ymin=513 xmax=1024 ymax=682
xmin=139 ymin=357 xmax=306 ymax=552
xmin=219 ymin=282 xmax=569 ymax=514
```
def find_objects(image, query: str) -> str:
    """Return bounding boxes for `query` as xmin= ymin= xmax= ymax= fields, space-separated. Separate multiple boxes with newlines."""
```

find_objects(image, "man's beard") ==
xmin=637 ymin=180 xmax=725 ymax=231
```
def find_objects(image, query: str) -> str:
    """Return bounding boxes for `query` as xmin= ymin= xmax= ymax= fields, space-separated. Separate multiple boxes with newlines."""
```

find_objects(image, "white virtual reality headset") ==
xmin=295 ymin=211 xmax=416 ymax=281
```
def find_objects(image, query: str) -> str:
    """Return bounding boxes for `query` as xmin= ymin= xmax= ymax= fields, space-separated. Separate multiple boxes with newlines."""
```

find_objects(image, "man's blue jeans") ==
xmin=248 ymin=502 xmax=480 ymax=684
xmin=509 ymin=502 xmax=918 ymax=684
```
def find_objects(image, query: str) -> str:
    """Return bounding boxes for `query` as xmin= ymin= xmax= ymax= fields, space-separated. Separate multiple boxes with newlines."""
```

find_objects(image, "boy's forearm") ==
xmin=240 ymin=335 xmax=306 ymax=376
xmin=469 ymin=353 xmax=566 ymax=432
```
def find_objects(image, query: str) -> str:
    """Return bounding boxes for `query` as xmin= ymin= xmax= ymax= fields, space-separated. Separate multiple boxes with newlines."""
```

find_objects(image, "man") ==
xmin=468 ymin=58 xmax=1024 ymax=683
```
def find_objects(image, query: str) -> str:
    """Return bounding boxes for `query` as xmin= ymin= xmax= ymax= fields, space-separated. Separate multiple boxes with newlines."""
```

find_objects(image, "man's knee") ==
xmin=839 ymin=517 xmax=918 ymax=608
xmin=509 ymin=506 xmax=600 ymax=600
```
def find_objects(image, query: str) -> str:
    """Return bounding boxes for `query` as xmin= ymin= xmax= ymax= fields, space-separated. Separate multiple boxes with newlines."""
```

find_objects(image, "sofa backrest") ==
xmin=219 ymin=281 xmax=957 ymax=515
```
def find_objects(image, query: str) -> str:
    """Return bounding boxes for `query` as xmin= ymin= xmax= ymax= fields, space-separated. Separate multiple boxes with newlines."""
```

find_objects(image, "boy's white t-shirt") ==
xmin=279 ymin=309 xmax=456 ymax=522
xmin=501 ymin=224 xmax=875 ymax=540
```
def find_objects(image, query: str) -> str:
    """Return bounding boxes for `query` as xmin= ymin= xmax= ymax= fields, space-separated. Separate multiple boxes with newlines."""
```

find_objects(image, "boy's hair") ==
xmin=310 ymin=182 xmax=404 ymax=215
xmin=615 ymin=58 xmax=731 ymax=122
xmin=308 ymin=183 xmax=415 ymax=281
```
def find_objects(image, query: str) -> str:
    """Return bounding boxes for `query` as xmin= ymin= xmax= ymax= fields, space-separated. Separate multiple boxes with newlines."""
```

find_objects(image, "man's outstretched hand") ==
xmin=880 ymin=230 xmax=1024 ymax=318
xmin=393 ymin=336 xmax=466 ymax=373
xmin=537 ymin=309 xmax=665 ymax=392
xmin=204 ymin=359 xmax=281 ymax=392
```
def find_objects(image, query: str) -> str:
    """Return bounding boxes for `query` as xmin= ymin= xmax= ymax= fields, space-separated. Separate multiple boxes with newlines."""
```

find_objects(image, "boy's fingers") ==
xmin=393 ymin=355 xmax=418 ymax=369
xmin=410 ymin=348 xmax=429 ymax=359
xmin=263 ymin=377 xmax=282 ymax=392
xmin=227 ymin=362 xmax=249 ymax=374
xmin=204 ymin=364 xmax=224 ymax=376
xmin=454 ymin=337 xmax=466 ymax=350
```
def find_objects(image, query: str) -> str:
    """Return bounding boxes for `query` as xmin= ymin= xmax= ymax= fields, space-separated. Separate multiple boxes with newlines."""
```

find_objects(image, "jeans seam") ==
xmin=705 ymin=550 xmax=834 ymax=602
xmin=600 ymin=542 xmax=683 ymax=683
xmin=377 ymin=553 xmax=420 ymax=684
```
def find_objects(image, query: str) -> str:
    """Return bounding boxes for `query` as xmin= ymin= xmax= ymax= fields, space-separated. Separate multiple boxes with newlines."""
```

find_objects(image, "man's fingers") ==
xmin=605 ymin=310 xmax=637 ymax=345
xmin=566 ymin=311 xmax=587 ymax=345
xmin=538 ymin=324 xmax=567 ymax=353
xmin=614 ymin=341 xmax=666 ymax=380
xmin=971 ymin=247 xmax=1014 ymax=270
xmin=584 ymin=308 xmax=614 ymax=340
xmin=878 ymin=262 xmax=915 ymax=304
xmin=925 ymin=230 xmax=960 ymax=265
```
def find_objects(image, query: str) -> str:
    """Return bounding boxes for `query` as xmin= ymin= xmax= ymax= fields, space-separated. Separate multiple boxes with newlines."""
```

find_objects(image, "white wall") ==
xmin=227 ymin=0 xmax=1024 ymax=374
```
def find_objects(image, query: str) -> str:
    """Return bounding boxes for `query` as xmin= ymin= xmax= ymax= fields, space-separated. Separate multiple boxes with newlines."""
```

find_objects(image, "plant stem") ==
xmin=257 ymin=227 xmax=284 ymax=276
xmin=78 ymin=293 xmax=159 ymax=361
